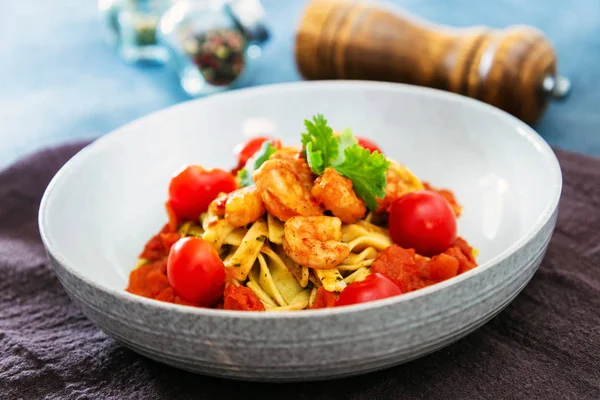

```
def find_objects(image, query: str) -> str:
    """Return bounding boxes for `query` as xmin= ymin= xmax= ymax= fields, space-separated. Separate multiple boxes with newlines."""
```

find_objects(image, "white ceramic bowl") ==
xmin=38 ymin=81 xmax=561 ymax=382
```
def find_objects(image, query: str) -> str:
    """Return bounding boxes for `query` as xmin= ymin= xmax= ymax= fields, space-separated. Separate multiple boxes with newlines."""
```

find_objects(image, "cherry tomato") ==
xmin=388 ymin=190 xmax=457 ymax=256
xmin=167 ymin=237 xmax=226 ymax=306
xmin=168 ymin=166 xmax=237 ymax=221
xmin=234 ymin=136 xmax=281 ymax=169
xmin=335 ymin=273 xmax=403 ymax=307
xmin=357 ymin=137 xmax=383 ymax=154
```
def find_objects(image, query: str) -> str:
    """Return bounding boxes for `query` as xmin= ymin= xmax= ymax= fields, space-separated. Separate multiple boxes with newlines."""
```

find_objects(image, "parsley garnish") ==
xmin=237 ymin=168 xmax=253 ymax=187
xmin=302 ymin=114 xmax=339 ymax=174
xmin=334 ymin=145 xmax=389 ymax=210
xmin=238 ymin=140 xmax=277 ymax=187
xmin=305 ymin=141 xmax=325 ymax=175
xmin=253 ymin=141 xmax=277 ymax=169
xmin=301 ymin=114 xmax=390 ymax=210
xmin=334 ymin=128 xmax=358 ymax=165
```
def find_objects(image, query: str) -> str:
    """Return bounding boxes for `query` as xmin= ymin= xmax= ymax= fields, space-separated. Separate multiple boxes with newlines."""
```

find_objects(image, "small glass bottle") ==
xmin=158 ymin=0 xmax=270 ymax=97
xmin=118 ymin=0 xmax=177 ymax=63
xmin=98 ymin=0 xmax=175 ymax=64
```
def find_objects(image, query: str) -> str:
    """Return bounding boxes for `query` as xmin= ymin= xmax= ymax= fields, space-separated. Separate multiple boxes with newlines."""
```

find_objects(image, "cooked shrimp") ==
xmin=270 ymin=146 xmax=299 ymax=161
xmin=224 ymin=186 xmax=266 ymax=227
xmin=271 ymin=147 xmax=315 ymax=190
xmin=283 ymin=216 xmax=350 ymax=269
xmin=312 ymin=168 xmax=366 ymax=224
xmin=253 ymin=159 xmax=322 ymax=221
xmin=377 ymin=160 xmax=424 ymax=212
xmin=208 ymin=193 xmax=228 ymax=217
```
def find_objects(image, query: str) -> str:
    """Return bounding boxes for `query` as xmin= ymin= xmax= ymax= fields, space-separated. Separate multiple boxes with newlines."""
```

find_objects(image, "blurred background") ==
xmin=1 ymin=0 xmax=599 ymax=169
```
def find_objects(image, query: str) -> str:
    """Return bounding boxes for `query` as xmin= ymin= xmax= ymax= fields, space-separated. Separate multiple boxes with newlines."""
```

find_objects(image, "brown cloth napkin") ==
xmin=0 ymin=141 xmax=599 ymax=400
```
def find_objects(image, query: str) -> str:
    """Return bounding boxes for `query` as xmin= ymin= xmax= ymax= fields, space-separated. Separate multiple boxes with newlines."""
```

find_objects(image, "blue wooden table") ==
xmin=1 ymin=0 xmax=599 ymax=169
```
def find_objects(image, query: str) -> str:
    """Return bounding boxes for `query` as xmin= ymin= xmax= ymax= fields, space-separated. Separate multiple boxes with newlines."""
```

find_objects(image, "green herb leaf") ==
xmin=237 ymin=168 xmax=253 ymax=187
xmin=333 ymin=145 xmax=390 ymax=210
xmin=302 ymin=114 xmax=339 ymax=174
xmin=299 ymin=114 xmax=390 ymax=209
xmin=305 ymin=142 xmax=325 ymax=175
xmin=238 ymin=140 xmax=277 ymax=187
xmin=253 ymin=140 xmax=277 ymax=170
xmin=334 ymin=128 xmax=358 ymax=165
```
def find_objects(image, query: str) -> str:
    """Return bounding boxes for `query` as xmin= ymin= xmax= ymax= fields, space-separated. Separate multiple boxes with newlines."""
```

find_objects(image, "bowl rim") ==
xmin=38 ymin=80 xmax=562 ymax=320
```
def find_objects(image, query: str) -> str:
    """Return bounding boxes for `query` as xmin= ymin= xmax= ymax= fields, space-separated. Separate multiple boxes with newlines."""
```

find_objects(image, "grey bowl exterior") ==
xmin=45 ymin=209 xmax=557 ymax=382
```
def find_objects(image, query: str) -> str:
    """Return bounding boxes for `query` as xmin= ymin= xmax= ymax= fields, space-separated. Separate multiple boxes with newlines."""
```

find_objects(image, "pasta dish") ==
xmin=126 ymin=114 xmax=478 ymax=311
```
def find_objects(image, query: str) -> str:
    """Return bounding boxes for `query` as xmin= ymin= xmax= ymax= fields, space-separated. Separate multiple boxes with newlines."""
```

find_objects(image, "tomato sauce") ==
xmin=370 ymin=237 xmax=477 ymax=295
xmin=138 ymin=224 xmax=180 ymax=262
xmin=423 ymin=182 xmax=463 ymax=217
xmin=311 ymin=287 xmax=337 ymax=309
xmin=223 ymin=285 xmax=265 ymax=311
xmin=125 ymin=259 xmax=197 ymax=306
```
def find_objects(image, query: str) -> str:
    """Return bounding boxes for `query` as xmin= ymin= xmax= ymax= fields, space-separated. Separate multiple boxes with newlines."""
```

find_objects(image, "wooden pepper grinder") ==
xmin=295 ymin=0 xmax=570 ymax=125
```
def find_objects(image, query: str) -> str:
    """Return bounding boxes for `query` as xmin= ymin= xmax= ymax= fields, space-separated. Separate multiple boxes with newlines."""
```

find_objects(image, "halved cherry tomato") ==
xmin=335 ymin=273 xmax=403 ymax=307
xmin=234 ymin=136 xmax=281 ymax=170
xmin=167 ymin=237 xmax=226 ymax=306
xmin=168 ymin=166 xmax=237 ymax=221
xmin=357 ymin=137 xmax=383 ymax=154
xmin=388 ymin=190 xmax=457 ymax=256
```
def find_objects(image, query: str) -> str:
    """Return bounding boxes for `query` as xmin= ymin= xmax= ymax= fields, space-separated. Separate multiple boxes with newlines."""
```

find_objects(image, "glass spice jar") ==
xmin=102 ymin=0 xmax=176 ymax=64
xmin=158 ymin=0 xmax=269 ymax=97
